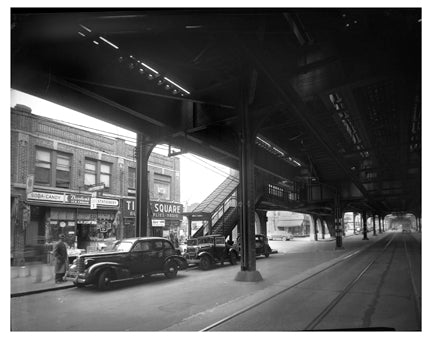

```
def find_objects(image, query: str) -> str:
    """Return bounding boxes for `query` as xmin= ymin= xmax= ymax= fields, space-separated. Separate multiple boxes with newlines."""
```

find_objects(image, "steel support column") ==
xmin=135 ymin=133 xmax=154 ymax=237
xmin=256 ymin=210 xmax=268 ymax=236
xmin=378 ymin=215 xmax=382 ymax=233
xmin=235 ymin=65 xmax=262 ymax=282
xmin=321 ymin=219 xmax=325 ymax=240
xmin=362 ymin=211 xmax=369 ymax=240
xmin=311 ymin=216 xmax=318 ymax=241
xmin=373 ymin=214 xmax=377 ymax=236
xmin=187 ymin=217 xmax=192 ymax=239
xmin=335 ymin=191 xmax=344 ymax=249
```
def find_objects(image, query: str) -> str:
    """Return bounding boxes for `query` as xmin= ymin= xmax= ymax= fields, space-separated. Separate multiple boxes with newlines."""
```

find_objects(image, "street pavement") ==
xmin=11 ymin=232 xmax=414 ymax=331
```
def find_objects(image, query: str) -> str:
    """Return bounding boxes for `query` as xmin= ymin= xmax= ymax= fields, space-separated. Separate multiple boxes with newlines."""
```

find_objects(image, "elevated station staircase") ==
xmin=192 ymin=174 xmax=239 ymax=238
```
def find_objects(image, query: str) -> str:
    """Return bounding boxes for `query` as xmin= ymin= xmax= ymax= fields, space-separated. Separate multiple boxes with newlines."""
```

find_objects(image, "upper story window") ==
xmin=128 ymin=167 xmax=136 ymax=196
xmin=35 ymin=149 xmax=51 ymax=185
xmin=154 ymin=173 xmax=171 ymax=200
xmin=84 ymin=158 xmax=112 ymax=192
xmin=100 ymin=162 xmax=111 ymax=189
xmin=84 ymin=159 xmax=97 ymax=186
xmin=128 ymin=167 xmax=136 ymax=189
xmin=35 ymin=148 xmax=71 ymax=188
xmin=56 ymin=153 xmax=71 ymax=188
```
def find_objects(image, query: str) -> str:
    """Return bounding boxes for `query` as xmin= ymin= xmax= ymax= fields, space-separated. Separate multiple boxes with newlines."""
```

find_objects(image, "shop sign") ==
xmin=77 ymin=210 xmax=98 ymax=224
xmin=28 ymin=192 xmax=65 ymax=202
xmin=152 ymin=219 xmax=165 ymax=227
xmin=27 ymin=190 xmax=119 ymax=208
xmin=150 ymin=201 xmax=183 ymax=220
xmin=66 ymin=194 xmax=90 ymax=205
xmin=90 ymin=197 xmax=98 ymax=210
xmin=123 ymin=198 xmax=136 ymax=218
xmin=96 ymin=198 xmax=119 ymax=207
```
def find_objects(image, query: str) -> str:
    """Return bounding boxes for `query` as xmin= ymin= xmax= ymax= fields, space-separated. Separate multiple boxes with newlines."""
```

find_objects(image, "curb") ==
xmin=11 ymin=283 xmax=75 ymax=298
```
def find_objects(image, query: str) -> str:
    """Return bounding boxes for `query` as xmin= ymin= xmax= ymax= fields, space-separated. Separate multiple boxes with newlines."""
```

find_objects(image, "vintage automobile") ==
xmin=236 ymin=234 xmax=272 ymax=258
xmin=66 ymin=237 xmax=188 ymax=290
xmin=184 ymin=235 xmax=239 ymax=270
xmin=268 ymin=231 xmax=294 ymax=241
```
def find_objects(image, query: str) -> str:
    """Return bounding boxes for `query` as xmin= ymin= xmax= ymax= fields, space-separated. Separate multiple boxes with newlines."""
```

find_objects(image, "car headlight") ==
xmin=84 ymin=259 xmax=94 ymax=268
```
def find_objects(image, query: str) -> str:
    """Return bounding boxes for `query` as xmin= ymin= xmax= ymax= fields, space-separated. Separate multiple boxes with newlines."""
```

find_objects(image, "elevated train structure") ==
xmin=11 ymin=8 xmax=421 ymax=281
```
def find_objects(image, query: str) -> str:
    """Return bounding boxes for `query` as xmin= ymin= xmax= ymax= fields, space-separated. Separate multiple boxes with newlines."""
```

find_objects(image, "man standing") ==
xmin=53 ymin=234 xmax=68 ymax=283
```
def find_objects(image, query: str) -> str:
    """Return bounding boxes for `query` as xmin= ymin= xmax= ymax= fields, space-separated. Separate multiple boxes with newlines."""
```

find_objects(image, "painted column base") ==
xmin=235 ymin=270 xmax=263 ymax=282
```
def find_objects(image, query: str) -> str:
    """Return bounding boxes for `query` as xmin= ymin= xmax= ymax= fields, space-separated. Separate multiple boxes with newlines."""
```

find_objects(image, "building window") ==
xmin=128 ymin=167 xmax=136 ymax=196
xmin=84 ymin=159 xmax=112 ymax=192
xmin=84 ymin=159 xmax=97 ymax=187
xmin=100 ymin=162 xmax=111 ymax=190
xmin=35 ymin=149 xmax=51 ymax=185
xmin=154 ymin=173 xmax=171 ymax=200
xmin=56 ymin=153 xmax=71 ymax=188
xmin=35 ymin=148 xmax=71 ymax=188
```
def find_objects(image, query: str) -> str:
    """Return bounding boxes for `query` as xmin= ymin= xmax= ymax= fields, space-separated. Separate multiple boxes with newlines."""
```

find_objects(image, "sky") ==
xmin=10 ymin=89 xmax=232 ymax=207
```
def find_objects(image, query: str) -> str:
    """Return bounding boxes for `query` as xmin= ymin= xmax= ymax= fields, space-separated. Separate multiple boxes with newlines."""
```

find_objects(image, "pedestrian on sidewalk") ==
xmin=53 ymin=234 xmax=68 ymax=283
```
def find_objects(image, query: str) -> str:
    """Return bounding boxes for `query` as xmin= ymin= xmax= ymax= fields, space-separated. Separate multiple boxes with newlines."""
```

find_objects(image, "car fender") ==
xmin=164 ymin=255 xmax=188 ymax=270
xmin=197 ymin=251 xmax=214 ymax=263
xmin=87 ymin=262 xmax=127 ymax=279
xmin=227 ymin=247 xmax=239 ymax=258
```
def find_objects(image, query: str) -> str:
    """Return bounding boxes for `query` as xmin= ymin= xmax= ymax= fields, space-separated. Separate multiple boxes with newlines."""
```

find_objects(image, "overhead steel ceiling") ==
xmin=11 ymin=8 xmax=422 ymax=216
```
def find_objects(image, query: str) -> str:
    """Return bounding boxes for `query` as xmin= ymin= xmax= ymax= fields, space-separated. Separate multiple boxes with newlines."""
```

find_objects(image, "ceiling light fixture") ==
xmin=256 ymin=136 xmax=271 ymax=148
xmin=99 ymin=36 xmax=119 ymax=49
xmin=79 ymin=24 xmax=92 ymax=32
xmin=141 ymin=62 xmax=159 ymax=74
xmin=273 ymin=147 xmax=285 ymax=156
xmin=78 ymin=32 xmax=86 ymax=37
xmin=163 ymin=77 xmax=190 ymax=95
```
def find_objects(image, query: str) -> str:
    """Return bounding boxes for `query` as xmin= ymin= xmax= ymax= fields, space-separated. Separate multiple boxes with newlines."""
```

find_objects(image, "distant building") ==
xmin=267 ymin=211 xmax=310 ymax=237
xmin=10 ymin=105 xmax=182 ymax=265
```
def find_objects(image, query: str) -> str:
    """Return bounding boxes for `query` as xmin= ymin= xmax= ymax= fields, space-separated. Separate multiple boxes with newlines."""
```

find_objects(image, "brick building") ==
xmin=10 ymin=104 xmax=182 ymax=265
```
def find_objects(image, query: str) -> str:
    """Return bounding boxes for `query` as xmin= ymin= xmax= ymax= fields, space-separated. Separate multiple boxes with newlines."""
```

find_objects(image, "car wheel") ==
xmin=229 ymin=251 xmax=237 ymax=265
xmin=264 ymin=247 xmax=270 ymax=258
xmin=97 ymin=269 xmax=115 ymax=290
xmin=200 ymin=256 xmax=212 ymax=270
xmin=164 ymin=260 xmax=178 ymax=279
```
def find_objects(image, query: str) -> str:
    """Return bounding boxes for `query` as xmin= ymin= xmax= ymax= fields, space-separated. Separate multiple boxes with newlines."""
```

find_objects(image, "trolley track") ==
xmin=201 ymin=233 xmax=421 ymax=331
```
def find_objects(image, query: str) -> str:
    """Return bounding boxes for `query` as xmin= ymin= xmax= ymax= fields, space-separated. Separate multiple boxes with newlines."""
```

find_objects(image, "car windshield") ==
xmin=113 ymin=241 xmax=134 ymax=252
xmin=187 ymin=239 xmax=198 ymax=246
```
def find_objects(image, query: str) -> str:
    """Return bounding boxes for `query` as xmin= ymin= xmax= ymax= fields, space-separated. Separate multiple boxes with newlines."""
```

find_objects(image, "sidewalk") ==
xmin=8 ymin=232 xmax=367 ymax=297
xmin=11 ymin=262 xmax=74 ymax=296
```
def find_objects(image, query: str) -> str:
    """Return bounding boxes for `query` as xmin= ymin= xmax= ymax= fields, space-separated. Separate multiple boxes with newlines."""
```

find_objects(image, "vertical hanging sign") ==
xmin=26 ymin=174 xmax=34 ymax=194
